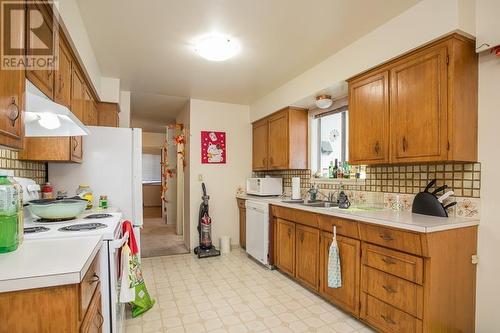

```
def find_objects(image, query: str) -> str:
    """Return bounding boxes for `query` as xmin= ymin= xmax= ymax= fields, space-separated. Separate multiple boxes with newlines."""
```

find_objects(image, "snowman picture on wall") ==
xmin=207 ymin=142 xmax=224 ymax=163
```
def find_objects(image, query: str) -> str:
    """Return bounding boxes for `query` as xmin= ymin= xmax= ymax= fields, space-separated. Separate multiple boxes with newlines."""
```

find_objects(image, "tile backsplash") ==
xmin=0 ymin=148 xmax=46 ymax=184
xmin=253 ymin=162 xmax=481 ymax=218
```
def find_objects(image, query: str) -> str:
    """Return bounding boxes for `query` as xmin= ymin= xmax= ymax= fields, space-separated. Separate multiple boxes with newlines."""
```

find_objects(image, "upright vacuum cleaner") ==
xmin=194 ymin=183 xmax=221 ymax=258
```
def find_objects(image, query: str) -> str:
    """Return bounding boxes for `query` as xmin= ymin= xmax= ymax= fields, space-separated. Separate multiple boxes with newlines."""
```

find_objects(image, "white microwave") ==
xmin=246 ymin=177 xmax=283 ymax=196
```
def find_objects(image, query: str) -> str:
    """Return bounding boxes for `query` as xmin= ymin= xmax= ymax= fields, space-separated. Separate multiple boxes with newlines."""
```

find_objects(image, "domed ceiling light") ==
xmin=194 ymin=34 xmax=240 ymax=61
xmin=315 ymin=94 xmax=333 ymax=109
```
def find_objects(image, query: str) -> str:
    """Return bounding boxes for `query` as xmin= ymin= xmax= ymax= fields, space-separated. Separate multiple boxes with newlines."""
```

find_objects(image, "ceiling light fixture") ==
xmin=194 ymin=34 xmax=240 ymax=61
xmin=315 ymin=94 xmax=333 ymax=109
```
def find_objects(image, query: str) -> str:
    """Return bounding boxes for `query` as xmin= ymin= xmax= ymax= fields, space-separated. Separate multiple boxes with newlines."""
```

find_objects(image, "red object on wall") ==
xmin=494 ymin=46 xmax=500 ymax=57
xmin=201 ymin=131 xmax=226 ymax=164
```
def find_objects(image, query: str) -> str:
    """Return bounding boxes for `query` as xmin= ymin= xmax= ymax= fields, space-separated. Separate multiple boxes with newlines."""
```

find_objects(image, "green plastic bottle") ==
xmin=0 ymin=175 xmax=19 ymax=253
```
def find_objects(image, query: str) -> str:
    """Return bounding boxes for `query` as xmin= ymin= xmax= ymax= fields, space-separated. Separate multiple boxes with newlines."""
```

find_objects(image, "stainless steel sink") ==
xmin=281 ymin=199 xmax=304 ymax=204
xmin=300 ymin=201 xmax=338 ymax=208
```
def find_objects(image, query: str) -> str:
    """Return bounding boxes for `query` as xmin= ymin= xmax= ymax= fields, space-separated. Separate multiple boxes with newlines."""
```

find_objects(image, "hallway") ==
xmin=141 ymin=207 xmax=189 ymax=258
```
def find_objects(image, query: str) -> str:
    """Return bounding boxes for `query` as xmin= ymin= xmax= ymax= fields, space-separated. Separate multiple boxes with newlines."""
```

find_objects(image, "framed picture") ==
xmin=201 ymin=131 xmax=226 ymax=164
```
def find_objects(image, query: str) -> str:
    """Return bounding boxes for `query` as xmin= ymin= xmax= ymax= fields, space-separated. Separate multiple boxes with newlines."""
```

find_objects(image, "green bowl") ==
xmin=27 ymin=199 xmax=88 ymax=219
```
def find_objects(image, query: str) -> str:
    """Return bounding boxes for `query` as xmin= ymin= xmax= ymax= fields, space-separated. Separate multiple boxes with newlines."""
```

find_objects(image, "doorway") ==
xmin=140 ymin=130 xmax=188 ymax=257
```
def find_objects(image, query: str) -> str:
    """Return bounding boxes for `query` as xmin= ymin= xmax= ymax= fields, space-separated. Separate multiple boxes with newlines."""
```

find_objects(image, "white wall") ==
xmin=176 ymin=102 xmax=191 ymax=248
xmin=249 ymin=0 xmax=475 ymax=121
xmin=100 ymin=77 xmax=121 ymax=103
xmin=187 ymin=99 xmax=251 ymax=250
xmin=475 ymin=50 xmax=500 ymax=332
xmin=119 ymin=91 xmax=131 ymax=128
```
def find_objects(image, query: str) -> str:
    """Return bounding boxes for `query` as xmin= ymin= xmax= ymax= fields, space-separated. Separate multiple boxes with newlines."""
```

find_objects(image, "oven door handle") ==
xmin=111 ymin=231 xmax=129 ymax=252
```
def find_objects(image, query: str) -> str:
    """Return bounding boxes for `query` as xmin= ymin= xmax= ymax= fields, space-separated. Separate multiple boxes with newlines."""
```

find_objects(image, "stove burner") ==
xmin=36 ymin=217 xmax=76 ymax=223
xmin=58 ymin=223 xmax=107 ymax=232
xmin=85 ymin=214 xmax=113 ymax=219
xmin=24 ymin=226 xmax=50 ymax=234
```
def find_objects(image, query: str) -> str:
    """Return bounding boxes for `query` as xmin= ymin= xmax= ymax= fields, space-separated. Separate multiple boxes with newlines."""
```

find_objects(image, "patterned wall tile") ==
xmin=0 ymin=148 xmax=47 ymax=184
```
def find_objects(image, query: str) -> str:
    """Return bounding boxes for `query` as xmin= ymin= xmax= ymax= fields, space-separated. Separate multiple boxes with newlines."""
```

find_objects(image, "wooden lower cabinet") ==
xmin=0 ymin=251 xmax=102 ymax=333
xmin=319 ymin=232 xmax=360 ymax=316
xmin=295 ymin=224 xmax=320 ymax=291
xmin=275 ymin=218 xmax=295 ymax=276
xmin=270 ymin=205 xmax=478 ymax=333
xmin=237 ymin=198 xmax=246 ymax=249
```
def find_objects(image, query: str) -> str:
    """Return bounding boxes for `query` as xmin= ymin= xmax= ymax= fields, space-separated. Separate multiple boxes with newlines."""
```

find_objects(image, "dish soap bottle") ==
xmin=77 ymin=184 xmax=93 ymax=209
xmin=0 ymin=174 xmax=19 ymax=253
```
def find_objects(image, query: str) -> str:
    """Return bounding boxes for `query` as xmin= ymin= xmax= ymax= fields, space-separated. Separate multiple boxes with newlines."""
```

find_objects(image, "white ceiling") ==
xmin=76 ymin=0 xmax=420 ymax=124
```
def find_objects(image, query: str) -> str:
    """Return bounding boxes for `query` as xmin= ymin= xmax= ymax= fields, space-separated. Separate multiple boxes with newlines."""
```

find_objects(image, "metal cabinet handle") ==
xmin=262 ymin=157 xmax=266 ymax=166
xmin=269 ymin=157 xmax=274 ymax=165
xmin=379 ymin=233 xmax=394 ymax=241
xmin=287 ymin=228 xmax=291 ymax=237
xmin=374 ymin=141 xmax=380 ymax=154
xmin=72 ymin=137 xmax=79 ymax=151
xmin=381 ymin=257 xmax=396 ymax=265
xmin=96 ymin=309 xmax=104 ymax=328
xmin=7 ymin=97 xmax=20 ymax=127
xmin=402 ymin=137 xmax=408 ymax=152
xmin=89 ymin=273 xmax=100 ymax=284
xmin=382 ymin=285 xmax=397 ymax=293
xmin=299 ymin=232 xmax=304 ymax=243
xmin=381 ymin=314 xmax=396 ymax=324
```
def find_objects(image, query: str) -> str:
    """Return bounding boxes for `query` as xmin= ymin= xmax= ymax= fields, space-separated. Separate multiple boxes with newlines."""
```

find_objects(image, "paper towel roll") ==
xmin=291 ymin=177 xmax=301 ymax=200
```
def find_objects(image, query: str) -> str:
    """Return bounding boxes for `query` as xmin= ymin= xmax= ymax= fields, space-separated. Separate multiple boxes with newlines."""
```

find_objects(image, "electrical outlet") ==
xmin=198 ymin=174 xmax=203 ymax=181
xmin=471 ymin=255 xmax=479 ymax=264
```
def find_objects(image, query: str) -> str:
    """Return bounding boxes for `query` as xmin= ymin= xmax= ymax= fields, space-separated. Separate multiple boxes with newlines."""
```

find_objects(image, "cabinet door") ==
xmin=319 ymin=232 xmax=360 ymax=316
xmin=81 ymin=289 xmax=103 ymax=333
xmin=26 ymin=2 xmax=54 ymax=99
xmin=71 ymin=136 xmax=83 ymax=162
xmin=268 ymin=111 xmax=288 ymax=169
xmin=276 ymin=218 xmax=295 ymax=276
xmin=252 ymin=120 xmax=268 ymax=170
xmin=295 ymin=224 xmax=320 ymax=291
xmin=54 ymin=36 xmax=72 ymax=108
xmin=83 ymin=87 xmax=93 ymax=125
xmin=349 ymin=71 xmax=389 ymax=164
xmin=71 ymin=66 xmax=85 ymax=122
xmin=390 ymin=46 xmax=448 ymax=163
xmin=0 ymin=0 xmax=25 ymax=149
xmin=238 ymin=206 xmax=246 ymax=249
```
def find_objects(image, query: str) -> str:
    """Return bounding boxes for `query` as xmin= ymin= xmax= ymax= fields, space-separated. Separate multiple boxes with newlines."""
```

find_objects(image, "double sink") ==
xmin=281 ymin=199 xmax=384 ymax=212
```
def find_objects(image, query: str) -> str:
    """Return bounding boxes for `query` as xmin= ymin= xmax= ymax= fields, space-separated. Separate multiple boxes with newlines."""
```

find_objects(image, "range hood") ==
xmin=25 ymin=80 xmax=90 ymax=137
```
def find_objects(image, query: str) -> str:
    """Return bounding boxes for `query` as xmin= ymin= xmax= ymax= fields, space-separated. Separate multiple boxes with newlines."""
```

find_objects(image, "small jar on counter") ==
xmin=99 ymin=195 xmax=108 ymax=209
xmin=41 ymin=182 xmax=54 ymax=199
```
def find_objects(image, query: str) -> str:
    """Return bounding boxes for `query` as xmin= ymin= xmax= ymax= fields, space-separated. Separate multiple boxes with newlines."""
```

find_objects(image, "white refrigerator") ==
xmin=48 ymin=126 xmax=144 ymax=246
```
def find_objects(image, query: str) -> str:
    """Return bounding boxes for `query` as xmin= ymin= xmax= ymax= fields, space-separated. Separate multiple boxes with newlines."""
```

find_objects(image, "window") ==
xmin=142 ymin=153 xmax=162 ymax=183
xmin=311 ymin=106 xmax=349 ymax=178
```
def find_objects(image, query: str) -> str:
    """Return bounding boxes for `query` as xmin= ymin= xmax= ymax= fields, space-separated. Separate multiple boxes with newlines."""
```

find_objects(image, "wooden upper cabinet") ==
xmin=349 ymin=71 xmax=389 ymax=164
xmin=0 ymin=0 xmax=25 ymax=149
xmin=97 ymin=102 xmax=120 ymax=127
xmin=83 ymin=87 xmax=95 ymax=126
xmin=71 ymin=67 xmax=85 ymax=122
xmin=54 ymin=35 xmax=72 ymax=108
xmin=347 ymin=33 xmax=477 ymax=165
xmin=251 ymin=107 xmax=308 ymax=171
xmin=26 ymin=2 xmax=54 ymax=99
xmin=390 ymin=46 xmax=448 ymax=163
xmin=295 ymin=224 xmax=320 ymax=291
xmin=320 ymin=232 xmax=360 ymax=316
xmin=252 ymin=119 xmax=268 ymax=170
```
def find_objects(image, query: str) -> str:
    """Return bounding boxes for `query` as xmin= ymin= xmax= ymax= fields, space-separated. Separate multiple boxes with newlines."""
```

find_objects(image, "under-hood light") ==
xmin=25 ymin=80 xmax=89 ymax=137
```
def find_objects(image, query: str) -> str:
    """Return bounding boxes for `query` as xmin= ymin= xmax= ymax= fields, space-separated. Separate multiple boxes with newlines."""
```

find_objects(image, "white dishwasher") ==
xmin=245 ymin=200 xmax=271 ymax=267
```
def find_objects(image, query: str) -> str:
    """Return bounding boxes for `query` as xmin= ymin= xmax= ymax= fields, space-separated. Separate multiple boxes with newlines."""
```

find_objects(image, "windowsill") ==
xmin=310 ymin=178 xmax=366 ymax=185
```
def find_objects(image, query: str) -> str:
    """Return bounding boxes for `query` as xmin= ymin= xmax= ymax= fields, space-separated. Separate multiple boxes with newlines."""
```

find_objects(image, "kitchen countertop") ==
xmin=0 ymin=236 xmax=102 ymax=293
xmin=237 ymin=194 xmax=479 ymax=233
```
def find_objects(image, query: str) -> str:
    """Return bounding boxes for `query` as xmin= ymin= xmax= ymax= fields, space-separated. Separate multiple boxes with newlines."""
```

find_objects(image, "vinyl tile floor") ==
xmin=125 ymin=250 xmax=375 ymax=333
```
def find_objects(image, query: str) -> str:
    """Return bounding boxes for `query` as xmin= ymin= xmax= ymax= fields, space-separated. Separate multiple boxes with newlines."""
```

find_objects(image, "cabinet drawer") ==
xmin=272 ymin=206 xmax=295 ymax=222
xmin=294 ymin=209 xmax=318 ymax=228
xmin=362 ymin=243 xmax=423 ymax=284
xmin=359 ymin=223 xmax=422 ymax=255
xmin=361 ymin=293 xmax=422 ymax=333
xmin=318 ymin=215 xmax=359 ymax=238
xmin=80 ymin=288 xmax=103 ymax=333
xmin=237 ymin=198 xmax=246 ymax=209
xmin=79 ymin=251 xmax=101 ymax=320
xmin=362 ymin=266 xmax=423 ymax=318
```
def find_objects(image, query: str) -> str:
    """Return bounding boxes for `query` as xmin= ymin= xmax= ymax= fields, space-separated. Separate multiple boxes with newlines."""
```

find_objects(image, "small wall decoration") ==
xmin=201 ymin=131 xmax=226 ymax=164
